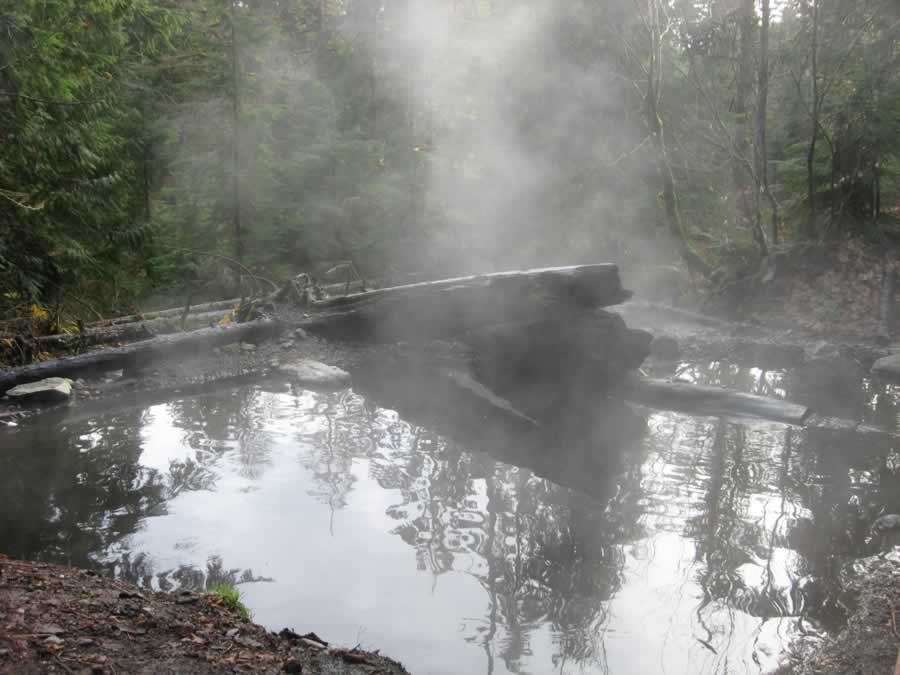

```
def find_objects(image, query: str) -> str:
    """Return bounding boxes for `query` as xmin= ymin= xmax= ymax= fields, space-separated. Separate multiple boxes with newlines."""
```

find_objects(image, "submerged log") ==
xmin=622 ymin=374 xmax=812 ymax=425
xmin=353 ymin=362 xmax=646 ymax=501
xmin=0 ymin=319 xmax=284 ymax=394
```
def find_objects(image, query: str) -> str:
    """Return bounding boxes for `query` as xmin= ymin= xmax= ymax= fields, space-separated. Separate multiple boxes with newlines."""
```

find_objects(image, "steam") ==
xmin=361 ymin=1 xmax=654 ymax=275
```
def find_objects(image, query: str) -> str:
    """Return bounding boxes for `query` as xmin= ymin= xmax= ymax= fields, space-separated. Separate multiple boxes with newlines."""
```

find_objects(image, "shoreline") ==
xmin=0 ymin=554 xmax=409 ymax=674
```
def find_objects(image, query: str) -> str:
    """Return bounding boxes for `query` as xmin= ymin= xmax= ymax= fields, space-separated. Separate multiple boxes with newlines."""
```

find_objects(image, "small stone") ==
xmin=118 ymin=590 xmax=144 ymax=600
xmin=294 ymin=328 xmax=309 ymax=340
xmin=268 ymin=359 xmax=280 ymax=370
xmin=175 ymin=595 xmax=199 ymax=605
xmin=240 ymin=342 xmax=257 ymax=353
xmin=277 ymin=359 xmax=350 ymax=389
xmin=226 ymin=628 xmax=239 ymax=638
xmin=283 ymin=659 xmax=304 ymax=673
xmin=6 ymin=378 xmax=73 ymax=402
xmin=77 ymin=638 xmax=95 ymax=647
xmin=34 ymin=625 xmax=65 ymax=636
xmin=43 ymin=636 xmax=64 ymax=647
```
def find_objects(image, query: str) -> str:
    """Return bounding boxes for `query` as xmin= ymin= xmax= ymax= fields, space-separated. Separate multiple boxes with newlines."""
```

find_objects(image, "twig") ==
xmin=52 ymin=655 xmax=74 ymax=674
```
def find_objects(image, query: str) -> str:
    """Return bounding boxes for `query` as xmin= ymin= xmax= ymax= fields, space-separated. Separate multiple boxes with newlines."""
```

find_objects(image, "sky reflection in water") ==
xmin=2 ymin=363 xmax=899 ymax=675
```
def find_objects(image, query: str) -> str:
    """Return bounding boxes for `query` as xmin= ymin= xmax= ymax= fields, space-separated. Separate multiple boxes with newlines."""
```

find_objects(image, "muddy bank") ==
xmin=0 ymin=555 xmax=408 ymax=674
xmin=795 ymin=546 xmax=900 ymax=675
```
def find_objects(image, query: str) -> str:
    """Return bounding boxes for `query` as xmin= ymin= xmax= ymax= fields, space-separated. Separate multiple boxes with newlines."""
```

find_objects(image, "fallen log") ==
xmin=305 ymin=264 xmax=631 ymax=342
xmin=88 ymin=298 xmax=242 ymax=327
xmin=0 ymin=319 xmax=284 ymax=394
xmin=621 ymin=374 xmax=812 ymax=425
xmin=85 ymin=280 xmax=371 ymax=329
xmin=4 ymin=310 xmax=234 ymax=355
xmin=0 ymin=264 xmax=638 ymax=395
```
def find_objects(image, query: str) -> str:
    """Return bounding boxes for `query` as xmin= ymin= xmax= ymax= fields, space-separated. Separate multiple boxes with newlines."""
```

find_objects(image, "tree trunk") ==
xmin=736 ymin=0 xmax=767 ymax=255
xmin=806 ymin=0 xmax=820 ymax=238
xmin=230 ymin=1 xmax=243 ymax=262
xmin=757 ymin=0 xmax=779 ymax=245
xmin=643 ymin=0 xmax=710 ymax=277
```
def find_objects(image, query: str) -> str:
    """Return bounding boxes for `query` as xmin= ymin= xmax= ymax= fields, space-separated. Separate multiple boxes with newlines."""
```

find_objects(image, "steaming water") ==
xmin=2 ymin=360 xmax=899 ymax=675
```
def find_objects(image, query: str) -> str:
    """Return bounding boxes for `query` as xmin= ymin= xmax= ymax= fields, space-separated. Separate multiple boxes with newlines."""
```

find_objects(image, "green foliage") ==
xmin=209 ymin=583 xmax=251 ymax=621
xmin=0 ymin=0 xmax=898 ymax=319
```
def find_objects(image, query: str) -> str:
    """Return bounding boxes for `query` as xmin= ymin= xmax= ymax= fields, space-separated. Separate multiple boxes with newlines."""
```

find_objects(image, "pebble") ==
xmin=240 ymin=343 xmax=257 ymax=353
xmin=294 ymin=328 xmax=309 ymax=340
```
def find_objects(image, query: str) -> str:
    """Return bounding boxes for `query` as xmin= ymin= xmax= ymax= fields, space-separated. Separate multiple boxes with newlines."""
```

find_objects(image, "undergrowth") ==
xmin=209 ymin=583 xmax=252 ymax=621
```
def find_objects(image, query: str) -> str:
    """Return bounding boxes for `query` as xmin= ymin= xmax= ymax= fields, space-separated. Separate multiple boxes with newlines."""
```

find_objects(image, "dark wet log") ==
xmin=1 ymin=265 xmax=637 ymax=394
xmin=622 ymin=374 xmax=812 ymax=425
xmin=465 ymin=309 xmax=652 ymax=416
xmin=0 ymin=319 xmax=284 ymax=393
xmin=306 ymin=264 xmax=631 ymax=342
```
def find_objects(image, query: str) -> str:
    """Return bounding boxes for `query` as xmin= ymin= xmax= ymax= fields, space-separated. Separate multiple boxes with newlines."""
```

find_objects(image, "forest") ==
xmin=0 ymin=0 xmax=898 ymax=320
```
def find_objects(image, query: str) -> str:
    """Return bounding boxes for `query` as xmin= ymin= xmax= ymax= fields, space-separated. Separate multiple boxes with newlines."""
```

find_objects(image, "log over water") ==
xmin=0 ymin=265 xmax=637 ymax=394
xmin=622 ymin=374 xmax=812 ymax=425
xmin=305 ymin=264 xmax=631 ymax=342
xmin=0 ymin=320 xmax=284 ymax=393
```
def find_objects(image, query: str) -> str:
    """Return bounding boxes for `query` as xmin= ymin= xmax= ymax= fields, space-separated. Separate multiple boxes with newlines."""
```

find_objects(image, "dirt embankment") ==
xmin=0 ymin=555 xmax=408 ymax=674
xmin=797 ymin=547 xmax=900 ymax=675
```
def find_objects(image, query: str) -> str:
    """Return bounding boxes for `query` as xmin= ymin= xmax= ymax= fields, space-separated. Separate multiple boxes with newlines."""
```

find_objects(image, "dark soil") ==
xmin=0 ymin=554 xmax=409 ymax=674
xmin=796 ymin=547 xmax=900 ymax=675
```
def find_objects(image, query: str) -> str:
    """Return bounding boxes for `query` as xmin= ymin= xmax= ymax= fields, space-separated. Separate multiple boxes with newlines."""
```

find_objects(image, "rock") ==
xmin=225 ymin=628 xmax=239 ymax=638
xmin=240 ymin=342 xmax=257 ymax=353
xmin=809 ymin=340 xmax=837 ymax=359
xmin=34 ymin=625 xmax=65 ymax=636
xmin=6 ymin=378 xmax=73 ymax=402
xmin=294 ymin=328 xmax=309 ymax=340
xmin=871 ymin=353 xmax=900 ymax=381
xmin=278 ymin=359 xmax=351 ymax=389
xmin=43 ymin=636 xmax=64 ymax=646
xmin=872 ymin=514 xmax=900 ymax=531
xmin=649 ymin=335 xmax=680 ymax=360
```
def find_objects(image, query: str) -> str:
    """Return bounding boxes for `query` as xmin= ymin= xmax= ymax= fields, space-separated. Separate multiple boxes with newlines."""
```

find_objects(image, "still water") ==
xmin=2 ymin=361 xmax=899 ymax=675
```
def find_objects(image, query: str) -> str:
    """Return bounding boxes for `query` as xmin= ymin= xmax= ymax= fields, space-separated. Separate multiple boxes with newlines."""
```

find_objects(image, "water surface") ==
xmin=2 ymin=361 xmax=899 ymax=675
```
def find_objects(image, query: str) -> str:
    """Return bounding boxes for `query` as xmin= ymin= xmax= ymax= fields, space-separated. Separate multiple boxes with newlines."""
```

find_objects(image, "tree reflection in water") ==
xmin=1 ymin=362 xmax=898 ymax=674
